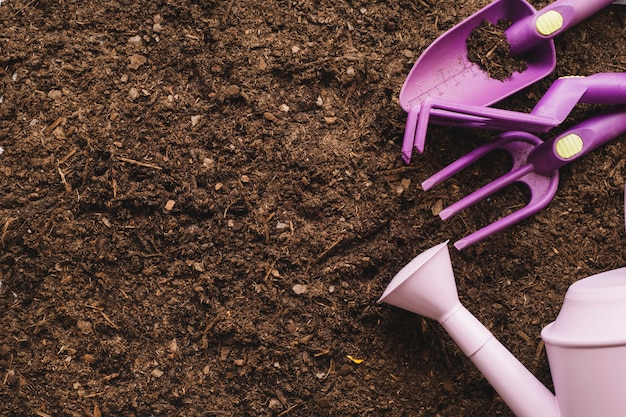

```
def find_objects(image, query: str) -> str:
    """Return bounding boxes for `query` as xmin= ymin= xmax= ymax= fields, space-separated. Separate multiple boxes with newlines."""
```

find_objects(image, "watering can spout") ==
xmin=379 ymin=242 xmax=561 ymax=417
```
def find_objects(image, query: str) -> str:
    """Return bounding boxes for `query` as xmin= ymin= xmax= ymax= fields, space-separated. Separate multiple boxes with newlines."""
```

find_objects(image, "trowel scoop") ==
xmin=400 ymin=0 xmax=617 ymax=160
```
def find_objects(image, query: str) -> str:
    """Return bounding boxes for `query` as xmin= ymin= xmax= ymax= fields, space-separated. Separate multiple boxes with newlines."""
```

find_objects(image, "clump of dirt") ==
xmin=467 ymin=19 xmax=528 ymax=80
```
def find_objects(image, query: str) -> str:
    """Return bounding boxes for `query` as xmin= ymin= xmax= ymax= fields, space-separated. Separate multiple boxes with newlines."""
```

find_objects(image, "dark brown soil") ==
xmin=1 ymin=1 xmax=626 ymax=416
xmin=467 ymin=19 xmax=528 ymax=80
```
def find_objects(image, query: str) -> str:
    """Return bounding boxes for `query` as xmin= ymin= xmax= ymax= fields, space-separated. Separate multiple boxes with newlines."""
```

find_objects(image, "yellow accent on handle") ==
xmin=536 ymin=10 xmax=564 ymax=36
xmin=555 ymin=134 xmax=583 ymax=159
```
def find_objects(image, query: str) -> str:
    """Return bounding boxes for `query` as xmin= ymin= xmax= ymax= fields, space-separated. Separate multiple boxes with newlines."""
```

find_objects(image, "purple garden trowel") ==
xmin=400 ymin=0 xmax=618 ymax=163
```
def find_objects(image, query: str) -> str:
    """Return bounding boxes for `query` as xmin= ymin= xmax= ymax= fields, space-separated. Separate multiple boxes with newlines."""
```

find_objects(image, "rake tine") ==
xmin=422 ymin=131 xmax=541 ymax=191
xmin=421 ymin=140 xmax=506 ymax=191
xmin=438 ymin=163 xmax=535 ymax=220
xmin=453 ymin=172 xmax=559 ymax=250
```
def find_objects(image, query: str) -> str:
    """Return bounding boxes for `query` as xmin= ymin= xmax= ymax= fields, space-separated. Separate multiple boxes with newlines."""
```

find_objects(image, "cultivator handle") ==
xmin=528 ymin=106 xmax=626 ymax=176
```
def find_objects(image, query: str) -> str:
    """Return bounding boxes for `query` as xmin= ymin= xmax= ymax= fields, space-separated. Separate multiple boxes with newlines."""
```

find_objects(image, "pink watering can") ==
xmin=379 ymin=241 xmax=626 ymax=417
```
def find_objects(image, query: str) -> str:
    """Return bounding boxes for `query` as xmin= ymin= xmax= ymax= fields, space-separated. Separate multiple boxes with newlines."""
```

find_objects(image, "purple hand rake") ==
xmin=403 ymin=73 xmax=626 ymax=163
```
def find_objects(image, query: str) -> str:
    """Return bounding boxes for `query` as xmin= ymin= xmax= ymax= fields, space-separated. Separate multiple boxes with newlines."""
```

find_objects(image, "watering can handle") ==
xmin=506 ymin=0 xmax=616 ymax=56
xmin=528 ymin=106 xmax=626 ymax=176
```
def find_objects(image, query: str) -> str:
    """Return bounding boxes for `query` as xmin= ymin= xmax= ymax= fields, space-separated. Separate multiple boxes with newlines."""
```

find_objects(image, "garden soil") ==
xmin=2 ymin=1 xmax=626 ymax=416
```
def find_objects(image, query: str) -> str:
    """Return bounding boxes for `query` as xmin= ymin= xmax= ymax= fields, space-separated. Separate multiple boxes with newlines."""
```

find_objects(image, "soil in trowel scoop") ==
xmin=467 ymin=19 xmax=528 ymax=80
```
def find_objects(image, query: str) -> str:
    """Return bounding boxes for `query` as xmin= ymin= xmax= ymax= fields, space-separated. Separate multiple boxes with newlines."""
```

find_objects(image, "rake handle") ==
xmin=528 ymin=106 xmax=626 ymax=176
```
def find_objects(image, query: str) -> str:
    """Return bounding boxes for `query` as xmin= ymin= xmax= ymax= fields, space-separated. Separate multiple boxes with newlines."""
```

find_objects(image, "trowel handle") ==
xmin=505 ymin=0 xmax=615 ymax=56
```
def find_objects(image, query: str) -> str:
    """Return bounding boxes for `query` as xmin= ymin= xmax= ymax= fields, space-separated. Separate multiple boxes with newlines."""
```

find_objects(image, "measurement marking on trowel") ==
xmin=408 ymin=61 xmax=484 ymax=107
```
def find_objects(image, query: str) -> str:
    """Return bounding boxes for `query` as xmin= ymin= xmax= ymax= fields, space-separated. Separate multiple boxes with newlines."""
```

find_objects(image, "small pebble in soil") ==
xmin=225 ymin=84 xmax=240 ymax=97
xmin=128 ymin=54 xmax=147 ymax=70
xmin=466 ymin=19 xmax=527 ymax=81
xmin=293 ymin=284 xmax=308 ymax=295
xmin=164 ymin=200 xmax=176 ymax=211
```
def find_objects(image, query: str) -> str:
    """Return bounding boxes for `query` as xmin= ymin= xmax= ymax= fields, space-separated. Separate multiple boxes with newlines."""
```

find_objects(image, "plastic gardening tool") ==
xmin=399 ymin=0 xmax=619 ymax=162
xmin=379 ymin=241 xmax=626 ymax=417
xmin=421 ymin=105 xmax=626 ymax=250
xmin=403 ymin=73 xmax=626 ymax=162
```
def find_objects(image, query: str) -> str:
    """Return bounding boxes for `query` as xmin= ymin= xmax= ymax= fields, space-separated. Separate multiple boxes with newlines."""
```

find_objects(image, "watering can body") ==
xmin=379 ymin=242 xmax=626 ymax=417
xmin=546 ymin=344 xmax=626 ymax=416
xmin=542 ymin=268 xmax=626 ymax=417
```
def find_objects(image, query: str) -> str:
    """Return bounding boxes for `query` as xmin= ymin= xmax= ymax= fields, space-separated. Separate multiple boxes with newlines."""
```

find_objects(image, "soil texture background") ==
xmin=2 ymin=1 xmax=626 ymax=416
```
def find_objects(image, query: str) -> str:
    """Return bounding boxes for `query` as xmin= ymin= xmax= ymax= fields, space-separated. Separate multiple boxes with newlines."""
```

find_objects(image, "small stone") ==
xmin=293 ymin=284 xmax=308 ymax=295
xmin=127 ymin=35 xmax=143 ymax=46
xmin=324 ymin=116 xmax=337 ymax=124
xmin=400 ymin=178 xmax=411 ymax=192
xmin=128 ymin=54 xmax=147 ymax=70
xmin=191 ymin=115 xmax=202 ymax=126
xmin=164 ymin=200 xmax=176 ymax=211
xmin=215 ymin=182 xmax=223 ymax=191
xmin=268 ymin=398 xmax=282 ymax=410
xmin=346 ymin=66 xmax=355 ymax=77
xmin=151 ymin=369 xmax=164 ymax=378
xmin=76 ymin=319 xmax=93 ymax=335
xmin=168 ymin=339 xmax=178 ymax=354
xmin=240 ymin=175 xmax=250 ymax=183
xmin=152 ymin=23 xmax=162 ymax=32
xmin=431 ymin=199 xmax=443 ymax=216
xmin=276 ymin=221 xmax=289 ymax=230
xmin=263 ymin=112 xmax=277 ymax=122
xmin=48 ymin=90 xmax=63 ymax=100
xmin=291 ymin=45 xmax=300 ymax=53
xmin=225 ymin=85 xmax=240 ymax=97
xmin=193 ymin=262 xmax=205 ymax=272
xmin=279 ymin=104 xmax=289 ymax=112
xmin=128 ymin=87 xmax=140 ymax=100
xmin=315 ymin=96 xmax=323 ymax=107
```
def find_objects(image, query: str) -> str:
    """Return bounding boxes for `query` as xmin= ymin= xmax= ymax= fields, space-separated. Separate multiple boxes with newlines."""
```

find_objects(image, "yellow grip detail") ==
xmin=555 ymin=134 xmax=583 ymax=159
xmin=536 ymin=10 xmax=564 ymax=36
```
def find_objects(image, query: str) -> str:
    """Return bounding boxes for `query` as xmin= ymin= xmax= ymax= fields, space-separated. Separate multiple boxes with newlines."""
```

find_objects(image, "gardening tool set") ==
xmin=397 ymin=0 xmax=626 ymax=248
xmin=380 ymin=2 xmax=626 ymax=416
